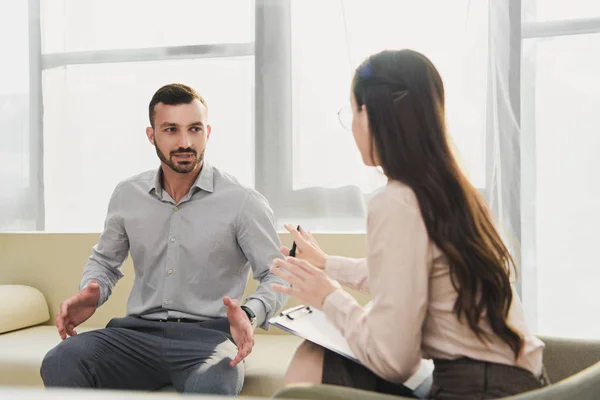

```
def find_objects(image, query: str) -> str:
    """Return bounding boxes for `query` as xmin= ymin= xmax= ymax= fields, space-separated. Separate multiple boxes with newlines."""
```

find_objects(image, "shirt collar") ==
xmin=148 ymin=161 xmax=214 ymax=196
xmin=193 ymin=161 xmax=214 ymax=193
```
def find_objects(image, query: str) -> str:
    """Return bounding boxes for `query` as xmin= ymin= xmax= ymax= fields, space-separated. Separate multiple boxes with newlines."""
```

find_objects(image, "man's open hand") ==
xmin=56 ymin=281 xmax=100 ymax=340
xmin=224 ymin=296 xmax=254 ymax=367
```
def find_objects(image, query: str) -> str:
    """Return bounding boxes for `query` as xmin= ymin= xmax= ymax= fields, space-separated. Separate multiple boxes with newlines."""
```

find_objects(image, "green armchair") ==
xmin=273 ymin=336 xmax=600 ymax=400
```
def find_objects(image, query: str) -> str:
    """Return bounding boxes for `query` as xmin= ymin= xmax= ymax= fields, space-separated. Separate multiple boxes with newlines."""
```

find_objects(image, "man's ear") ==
xmin=206 ymin=125 xmax=212 ymax=140
xmin=146 ymin=127 xmax=155 ymax=145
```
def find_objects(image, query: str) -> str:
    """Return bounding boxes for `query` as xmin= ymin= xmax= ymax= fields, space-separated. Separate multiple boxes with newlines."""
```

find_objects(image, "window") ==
xmin=41 ymin=0 xmax=254 ymax=53
xmin=521 ymin=0 xmax=600 ymax=338
xmin=0 ymin=1 xmax=34 ymax=231
xmin=291 ymin=0 xmax=488 ymax=193
xmin=522 ymin=0 xmax=600 ymax=22
xmin=36 ymin=0 xmax=255 ymax=232
xmin=253 ymin=0 xmax=491 ymax=233
xmin=43 ymin=57 xmax=254 ymax=231
xmin=3 ymin=0 xmax=492 ymax=232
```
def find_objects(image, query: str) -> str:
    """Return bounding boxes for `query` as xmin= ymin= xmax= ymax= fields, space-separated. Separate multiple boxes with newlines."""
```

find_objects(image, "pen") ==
xmin=289 ymin=225 xmax=301 ymax=257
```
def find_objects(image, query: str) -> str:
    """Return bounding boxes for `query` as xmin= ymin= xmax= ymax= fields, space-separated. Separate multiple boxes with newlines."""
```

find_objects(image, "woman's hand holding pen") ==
xmin=279 ymin=224 xmax=328 ymax=270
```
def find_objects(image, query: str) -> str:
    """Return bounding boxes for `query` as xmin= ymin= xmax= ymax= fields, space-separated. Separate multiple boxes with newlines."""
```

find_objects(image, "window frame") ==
xmin=29 ymin=0 xmax=44 ymax=230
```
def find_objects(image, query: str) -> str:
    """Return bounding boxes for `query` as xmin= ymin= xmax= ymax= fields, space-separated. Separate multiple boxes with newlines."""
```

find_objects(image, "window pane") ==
xmin=43 ymin=57 xmax=254 ymax=232
xmin=291 ymin=0 xmax=488 ymax=192
xmin=522 ymin=33 xmax=600 ymax=338
xmin=0 ymin=1 xmax=34 ymax=231
xmin=522 ymin=0 xmax=600 ymax=22
xmin=41 ymin=0 xmax=254 ymax=53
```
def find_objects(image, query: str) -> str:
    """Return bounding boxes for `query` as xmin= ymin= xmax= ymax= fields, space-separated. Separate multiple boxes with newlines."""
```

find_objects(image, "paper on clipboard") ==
xmin=269 ymin=305 xmax=360 ymax=363
xmin=268 ymin=305 xmax=434 ymax=394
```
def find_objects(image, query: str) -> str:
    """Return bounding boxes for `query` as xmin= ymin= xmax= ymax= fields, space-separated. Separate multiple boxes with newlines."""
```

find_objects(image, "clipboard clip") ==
xmin=280 ymin=305 xmax=312 ymax=320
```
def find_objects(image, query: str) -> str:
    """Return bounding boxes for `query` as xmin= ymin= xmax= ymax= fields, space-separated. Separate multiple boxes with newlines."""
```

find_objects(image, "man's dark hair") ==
xmin=149 ymin=83 xmax=208 ymax=128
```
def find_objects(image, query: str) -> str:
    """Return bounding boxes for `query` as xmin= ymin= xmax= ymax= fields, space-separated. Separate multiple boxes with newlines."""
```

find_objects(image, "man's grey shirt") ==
xmin=80 ymin=162 xmax=288 ymax=328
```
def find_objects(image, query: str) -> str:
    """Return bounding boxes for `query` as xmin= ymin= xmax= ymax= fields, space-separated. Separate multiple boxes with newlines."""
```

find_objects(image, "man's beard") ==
xmin=155 ymin=145 xmax=204 ymax=174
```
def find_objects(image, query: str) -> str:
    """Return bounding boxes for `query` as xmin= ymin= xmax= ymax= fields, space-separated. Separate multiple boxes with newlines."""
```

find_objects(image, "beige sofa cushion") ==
xmin=0 ymin=285 xmax=49 ymax=334
xmin=0 ymin=325 xmax=302 ymax=397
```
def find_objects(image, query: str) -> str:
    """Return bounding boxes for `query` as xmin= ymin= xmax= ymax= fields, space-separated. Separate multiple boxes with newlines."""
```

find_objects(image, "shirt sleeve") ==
xmin=236 ymin=190 xmax=289 ymax=329
xmin=325 ymin=256 xmax=370 ymax=293
xmin=322 ymin=192 xmax=430 ymax=383
xmin=80 ymin=184 xmax=130 ymax=307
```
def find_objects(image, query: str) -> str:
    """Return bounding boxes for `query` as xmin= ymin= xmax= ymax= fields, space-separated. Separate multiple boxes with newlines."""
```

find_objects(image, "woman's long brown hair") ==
xmin=353 ymin=49 xmax=522 ymax=358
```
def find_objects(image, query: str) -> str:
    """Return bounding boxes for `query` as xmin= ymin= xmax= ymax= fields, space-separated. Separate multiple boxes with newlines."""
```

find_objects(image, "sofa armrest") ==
xmin=540 ymin=335 xmax=600 ymax=383
xmin=273 ymin=384 xmax=415 ymax=400
xmin=0 ymin=285 xmax=50 ymax=334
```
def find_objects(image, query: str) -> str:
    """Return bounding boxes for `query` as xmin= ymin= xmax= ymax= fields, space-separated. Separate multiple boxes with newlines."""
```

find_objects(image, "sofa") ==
xmin=0 ymin=232 xmax=370 ymax=398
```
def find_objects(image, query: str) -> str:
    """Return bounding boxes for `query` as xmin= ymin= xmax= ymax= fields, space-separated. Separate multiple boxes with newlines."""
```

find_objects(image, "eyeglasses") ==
xmin=337 ymin=106 xmax=352 ymax=131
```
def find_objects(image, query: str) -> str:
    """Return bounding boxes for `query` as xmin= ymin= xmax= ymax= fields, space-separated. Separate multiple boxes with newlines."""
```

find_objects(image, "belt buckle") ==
xmin=159 ymin=317 xmax=183 ymax=323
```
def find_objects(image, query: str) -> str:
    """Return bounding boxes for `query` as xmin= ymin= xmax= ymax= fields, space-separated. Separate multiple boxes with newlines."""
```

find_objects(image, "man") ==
xmin=40 ymin=83 xmax=288 ymax=395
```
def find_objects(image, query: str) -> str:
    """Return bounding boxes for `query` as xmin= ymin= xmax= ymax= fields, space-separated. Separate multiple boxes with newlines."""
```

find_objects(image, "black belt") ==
xmin=158 ymin=317 xmax=198 ymax=323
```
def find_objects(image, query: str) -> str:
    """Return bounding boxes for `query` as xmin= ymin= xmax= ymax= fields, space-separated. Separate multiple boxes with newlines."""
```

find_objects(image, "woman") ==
xmin=269 ymin=49 xmax=547 ymax=399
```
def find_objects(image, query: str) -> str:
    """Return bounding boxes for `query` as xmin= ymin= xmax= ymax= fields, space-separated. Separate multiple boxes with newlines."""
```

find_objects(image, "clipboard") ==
xmin=269 ymin=305 xmax=434 ymax=394
xmin=269 ymin=305 xmax=361 ymax=364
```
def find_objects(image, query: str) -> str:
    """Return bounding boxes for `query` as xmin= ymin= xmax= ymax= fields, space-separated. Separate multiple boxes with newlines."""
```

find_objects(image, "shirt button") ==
xmin=164 ymin=300 xmax=170 ymax=306
xmin=170 ymin=237 xmax=176 ymax=243
xmin=167 ymin=269 xmax=173 ymax=275
xmin=173 ymin=206 xmax=179 ymax=211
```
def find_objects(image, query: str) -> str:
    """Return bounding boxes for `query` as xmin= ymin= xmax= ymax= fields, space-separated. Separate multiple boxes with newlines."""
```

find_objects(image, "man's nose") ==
xmin=176 ymin=133 xmax=191 ymax=149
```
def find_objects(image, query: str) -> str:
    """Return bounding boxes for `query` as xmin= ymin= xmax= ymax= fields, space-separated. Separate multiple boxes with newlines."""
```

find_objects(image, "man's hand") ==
xmin=56 ymin=281 xmax=100 ymax=340
xmin=224 ymin=296 xmax=254 ymax=367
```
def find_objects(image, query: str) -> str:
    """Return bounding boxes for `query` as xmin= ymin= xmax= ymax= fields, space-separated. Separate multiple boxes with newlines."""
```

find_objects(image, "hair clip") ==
xmin=392 ymin=90 xmax=409 ymax=102
xmin=358 ymin=63 xmax=373 ymax=78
